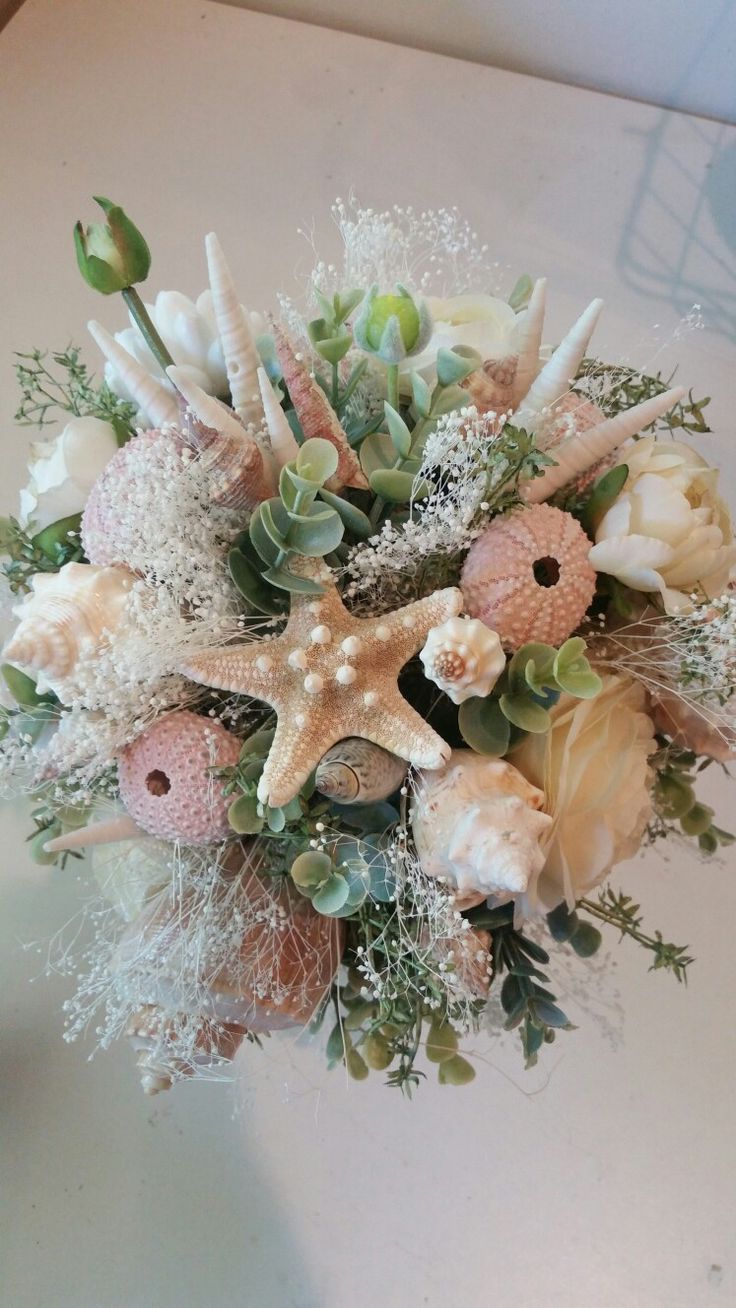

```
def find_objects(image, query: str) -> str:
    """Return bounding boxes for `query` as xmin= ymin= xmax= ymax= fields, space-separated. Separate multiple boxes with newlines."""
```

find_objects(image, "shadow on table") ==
xmin=616 ymin=0 xmax=736 ymax=342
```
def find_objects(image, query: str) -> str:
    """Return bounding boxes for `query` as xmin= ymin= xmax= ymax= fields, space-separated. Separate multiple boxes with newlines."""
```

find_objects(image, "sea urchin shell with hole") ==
xmin=460 ymin=504 xmax=596 ymax=649
xmin=118 ymin=710 xmax=241 ymax=843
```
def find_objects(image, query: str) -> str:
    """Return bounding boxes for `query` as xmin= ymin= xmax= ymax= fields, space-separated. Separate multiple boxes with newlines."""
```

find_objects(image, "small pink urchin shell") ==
xmin=81 ymin=428 xmax=183 ymax=567
xmin=461 ymin=504 xmax=596 ymax=650
xmin=118 ymin=710 xmax=241 ymax=843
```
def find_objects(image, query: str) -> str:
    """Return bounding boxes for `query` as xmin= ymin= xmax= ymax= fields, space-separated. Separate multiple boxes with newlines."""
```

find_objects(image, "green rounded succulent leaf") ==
xmin=458 ymin=696 xmax=511 ymax=756
xmin=312 ymin=873 xmax=351 ymax=915
xmin=369 ymin=468 xmax=427 ymax=503
xmin=438 ymin=1054 xmax=476 ymax=1085
xmin=425 ymin=1022 xmax=459 ymax=1064
xmin=289 ymin=504 xmax=344 ymax=557
xmin=435 ymin=346 xmax=479 ymax=387
xmin=499 ymin=692 xmax=550 ymax=733
xmin=569 ymin=921 xmax=603 ymax=957
xmin=296 ymin=437 xmax=339 ymax=486
xmin=227 ymin=792 xmax=264 ymax=835
xmin=290 ymin=849 xmax=333 ymax=890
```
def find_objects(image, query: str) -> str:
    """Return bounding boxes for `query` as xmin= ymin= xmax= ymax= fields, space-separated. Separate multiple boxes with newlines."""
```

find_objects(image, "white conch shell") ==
xmin=3 ymin=561 xmax=136 ymax=698
xmin=523 ymin=385 xmax=686 ymax=504
xmin=115 ymin=864 xmax=344 ymax=1093
xmin=167 ymin=366 xmax=276 ymax=507
xmin=87 ymin=319 xmax=179 ymax=429
xmin=315 ymin=737 xmax=407 ymax=803
xmin=205 ymin=232 xmax=264 ymax=428
xmin=412 ymin=751 xmax=553 ymax=900
xmin=512 ymin=277 xmax=547 ymax=406
xmin=513 ymin=298 xmax=603 ymax=429
xmin=257 ymin=365 xmax=300 ymax=467
xmin=44 ymin=813 xmax=144 ymax=854
xmin=419 ymin=616 xmax=505 ymax=705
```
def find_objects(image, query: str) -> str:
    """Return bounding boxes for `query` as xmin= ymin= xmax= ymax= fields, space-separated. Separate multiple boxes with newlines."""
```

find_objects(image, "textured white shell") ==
xmin=205 ymin=232 xmax=264 ymax=427
xmin=258 ymin=365 xmax=300 ymax=467
xmin=315 ymin=737 xmax=407 ymax=802
xmin=419 ymin=616 xmax=505 ymax=705
xmin=412 ymin=751 xmax=552 ymax=899
xmin=513 ymin=298 xmax=603 ymax=430
xmin=87 ymin=319 xmax=179 ymax=429
xmin=3 ymin=561 xmax=135 ymax=697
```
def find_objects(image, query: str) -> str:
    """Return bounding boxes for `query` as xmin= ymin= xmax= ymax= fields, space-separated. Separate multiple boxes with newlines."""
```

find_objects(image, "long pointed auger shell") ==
xmin=205 ymin=232 xmax=264 ymax=429
xmin=44 ymin=813 xmax=145 ymax=854
xmin=272 ymin=324 xmax=368 ymax=493
xmin=167 ymin=366 xmax=275 ymax=507
xmin=511 ymin=277 xmax=547 ymax=407
xmin=513 ymin=298 xmax=604 ymax=428
xmin=258 ymin=365 xmax=300 ymax=467
xmin=523 ymin=384 xmax=687 ymax=503
xmin=87 ymin=320 xmax=180 ymax=429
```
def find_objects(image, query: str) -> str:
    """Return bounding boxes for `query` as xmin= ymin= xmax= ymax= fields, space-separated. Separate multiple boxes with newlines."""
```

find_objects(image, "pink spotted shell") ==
xmin=118 ymin=710 xmax=241 ymax=843
xmin=81 ymin=428 xmax=183 ymax=567
xmin=461 ymin=505 xmax=596 ymax=650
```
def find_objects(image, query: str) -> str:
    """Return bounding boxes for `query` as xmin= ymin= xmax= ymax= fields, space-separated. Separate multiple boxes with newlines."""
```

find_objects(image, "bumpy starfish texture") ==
xmin=178 ymin=569 xmax=463 ymax=807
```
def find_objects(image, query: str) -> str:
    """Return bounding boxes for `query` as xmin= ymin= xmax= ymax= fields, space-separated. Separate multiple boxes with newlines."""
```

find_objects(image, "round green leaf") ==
xmin=290 ymin=850 xmax=332 ymax=890
xmin=359 ymin=430 xmax=395 ymax=477
xmin=227 ymin=793 xmax=264 ymax=835
xmin=363 ymin=1033 xmax=393 ymax=1070
xmin=289 ymin=505 xmax=345 ymax=557
xmin=499 ymin=692 xmax=550 ymax=733
xmin=425 ymin=1022 xmax=459 ymax=1064
xmin=458 ymin=696 xmax=511 ymax=756
xmin=438 ymin=1054 xmax=476 ymax=1085
xmin=312 ymin=873 xmax=351 ymax=915
xmin=296 ymin=438 xmax=339 ymax=485
xmin=369 ymin=468 xmax=425 ymax=503
xmin=569 ymin=921 xmax=603 ymax=958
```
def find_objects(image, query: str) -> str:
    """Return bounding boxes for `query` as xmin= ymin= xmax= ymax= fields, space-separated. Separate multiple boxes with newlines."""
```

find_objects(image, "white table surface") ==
xmin=1 ymin=2 xmax=735 ymax=1305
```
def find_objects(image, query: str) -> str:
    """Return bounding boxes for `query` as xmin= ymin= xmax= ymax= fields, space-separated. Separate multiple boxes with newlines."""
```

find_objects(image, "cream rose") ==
xmin=19 ymin=416 xmax=120 ymax=532
xmin=399 ymin=293 xmax=523 ymax=388
xmin=513 ymin=674 xmax=656 ymax=911
xmin=588 ymin=437 xmax=735 ymax=614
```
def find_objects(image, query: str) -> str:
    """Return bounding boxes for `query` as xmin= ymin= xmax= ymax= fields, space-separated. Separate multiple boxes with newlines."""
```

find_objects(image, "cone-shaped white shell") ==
xmin=523 ymin=384 xmax=687 ymax=503
xmin=205 ymin=232 xmax=263 ymax=428
xmin=87 ymin=320 xmax=179 ymax=429
xmin=514 ymin=298 xmax=603 ymax=428
xmin=168 ymin=365 xmax=250 ymax=444
xmin=512 ymin=277 xmax=546 ymax=407
xmin=44 ymin=813 xmax=145 ymax=854
xmin=258 ymin=365 xmax=300 ymax=467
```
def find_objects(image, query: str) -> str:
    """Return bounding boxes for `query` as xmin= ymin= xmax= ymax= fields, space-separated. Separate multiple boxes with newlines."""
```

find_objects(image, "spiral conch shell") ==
xmin=315 ymin=737 xmax=407 ymax=803
xmin=168 ymin=366 xmax=276 ymax=508
xmin=116 ymin=860 xmax=344 ymax=1093
xmin=412 ymin=751 xmax=552 ymax=906
xmin=3 ymin=561 xmax=135 ymax=699
xmin=419 ymin=616 xmax=505 ymax=705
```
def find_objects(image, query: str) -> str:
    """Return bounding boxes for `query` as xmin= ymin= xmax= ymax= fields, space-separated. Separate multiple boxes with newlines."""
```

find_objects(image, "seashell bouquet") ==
xmin=2 ymin=197 xmax=734 ymax=1098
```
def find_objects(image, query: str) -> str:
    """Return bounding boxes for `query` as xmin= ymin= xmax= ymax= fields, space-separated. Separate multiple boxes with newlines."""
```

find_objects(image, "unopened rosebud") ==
xmin=73 ymin=196 xmax=151 ymax=294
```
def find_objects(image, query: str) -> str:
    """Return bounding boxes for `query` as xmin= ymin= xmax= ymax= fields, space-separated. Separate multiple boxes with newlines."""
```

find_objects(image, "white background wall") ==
xmin=221 ymin=0 xmax=736 ymax=123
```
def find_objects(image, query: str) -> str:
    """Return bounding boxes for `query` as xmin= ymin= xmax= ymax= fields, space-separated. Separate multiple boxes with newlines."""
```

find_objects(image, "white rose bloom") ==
xmin=589 ymin=437 xmax=735 ymax=614
xmin=399 ymin=293 xmax=524 ymax=388
xmin=105 ymin=289 xmax=265 ymax=420
xmin=19 ymin=416 xmax=119 ymax=532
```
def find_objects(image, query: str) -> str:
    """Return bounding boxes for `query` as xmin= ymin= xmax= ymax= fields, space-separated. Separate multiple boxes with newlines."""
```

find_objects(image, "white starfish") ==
xmin=179 ymin=568 xmax=462 ymax=807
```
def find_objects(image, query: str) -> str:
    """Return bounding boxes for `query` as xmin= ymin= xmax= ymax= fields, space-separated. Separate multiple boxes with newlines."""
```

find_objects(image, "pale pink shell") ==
xmin=118 ymin=710 xmax=241 ymax=843
xmin=463 ymin=354 xmax=518 ymax=414
xmin=461 ymin=504 xmax=596 ymax=649
xmin=81 ymin=429 xmax=183 ymax=567
xmin=543 ymin=394 xmax=614 ymax=494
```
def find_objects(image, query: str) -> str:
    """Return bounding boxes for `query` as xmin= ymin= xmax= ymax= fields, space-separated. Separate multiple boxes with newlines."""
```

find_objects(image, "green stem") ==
xmin=369 ymin=495 xmax=386 ymax=528
xmin=121 ymin=286 xmax=175 ymax=372
xmin=386 ymin=363 xmax=399 ymax=411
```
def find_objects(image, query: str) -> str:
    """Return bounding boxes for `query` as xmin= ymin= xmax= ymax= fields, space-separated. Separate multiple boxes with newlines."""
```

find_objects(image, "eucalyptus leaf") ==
xmin=227 ymin=793 xmax=264 ymax=835
xmin=334 ymin=801 xmax=399 ymax=832
xmin=289 ymin=505 xmax=344 ymax=557
xmin=291 ymin=849 xmax=332 ymax=889
xmin=458 ymin=696 xmax=511 ymax=756
xmin=436 ymin=347 xmax=477 ymax=387
xmin=359 ymin=430 xmax=395 ymax=477
xmin=369 ymin=468 xmax=426 ymax=503
xmin=249 ymin=505 xmax=283 ymax=566
xmin=499 ymin=693 xmax=550 ymax=733
xmin=437 ymin=1054 xmax=475 ymax=1085
xmin=312 ymin=874 xmax=351 ymax=915
xmin=266 ymin=805 xmax=286 ymax=833
xmin=296 ymin=437 xmax=339 ymax=485
xmin=259 ymin=499 xmax=290 ymax=551
xmin=228 ymin=549 xmax=285 ymax=615
xmin=384 ymin=403 xmax=412 ymax=459
xmin=430 ymin=382 xmax=468 ymax=416
xmin=315 ymin=334 xmax=352 ymax=366
xmin=262 ymin=565 xmax=325 ymax=594
xmin=317 ymin=488 xmax=372 ymax=540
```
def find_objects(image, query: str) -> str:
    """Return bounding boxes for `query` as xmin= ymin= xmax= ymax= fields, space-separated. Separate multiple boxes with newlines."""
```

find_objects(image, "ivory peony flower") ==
xmin=588 ymin=437 xmax=736 ymax=614
xmin=513 ymin=674 xmax=656 ymax=911
xmin=106 ymin=290 xmax=265 ymax=421
xmin=19 ymin=415 xmax=119 ymax=532
xmin=399 ymin=293 xmax=524 ymax=387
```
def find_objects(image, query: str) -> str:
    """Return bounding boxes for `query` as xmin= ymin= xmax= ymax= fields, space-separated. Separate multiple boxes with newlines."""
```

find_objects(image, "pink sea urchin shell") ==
xmin=461 ymin=504 xmax=596 ymax=649
xmin=118 ymin=710 xmax=241 ymax=843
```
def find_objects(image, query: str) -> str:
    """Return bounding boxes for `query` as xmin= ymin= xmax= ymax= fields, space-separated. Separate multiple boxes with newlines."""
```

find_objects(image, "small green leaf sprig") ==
xmin=307 ymin=287 xmax=367 ymax=411
xmin=577 ymin=888 xmax=695 ymax=982
xmin=468 ymin=901 xmax=573 ymax=1069
xmin=458 ymin=637 xmax=602 ymax=757
xmin=229 ymin=437 xmax=371 ymax=609
xmin=575 ymin=359 xmax=711 ymax=435
xmin=0 ymin=514 xmax=85 ymax=595
xmin=218 ymin=728 xmax=306 ymax=837
xmin=14 ymin=346 xmax=136 ymax=439
xmin=360 ymin=346 xmax=482 ymax=512
xmin=289 ymin=832 xmax=396 ymax=918
xmin=651 ymin=745 xmax=734 ymax=855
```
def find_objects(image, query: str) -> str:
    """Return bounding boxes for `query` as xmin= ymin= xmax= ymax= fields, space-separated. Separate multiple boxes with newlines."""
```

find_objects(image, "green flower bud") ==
xmin=353 ymin=283 xmax=432 ymax=363
xmin=74 ymin=196 xmax=151 ymax=294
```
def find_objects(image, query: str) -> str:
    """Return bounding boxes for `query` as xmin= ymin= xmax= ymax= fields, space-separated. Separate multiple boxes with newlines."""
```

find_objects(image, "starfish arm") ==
xmin=257 ymin=713 xmax=340 ymax=809
xmin=381 ymin=587 xmax=464 ymax=668
xmin=365 ymin=693 xmax=452 ymax=770
xmin=178 ymin=644 xmax=278 ymax=701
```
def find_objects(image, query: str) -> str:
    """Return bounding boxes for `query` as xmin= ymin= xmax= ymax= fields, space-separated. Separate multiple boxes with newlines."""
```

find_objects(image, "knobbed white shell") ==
xmin=315 ymin=737 xmax=407 ymax=803
xmin=412 ymin=751 xmax=553 ymax=903
xmin=419 ymin=616 xmax=505 ymax=705
xmin=3 ymin=562 xmax=136 ymax=698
